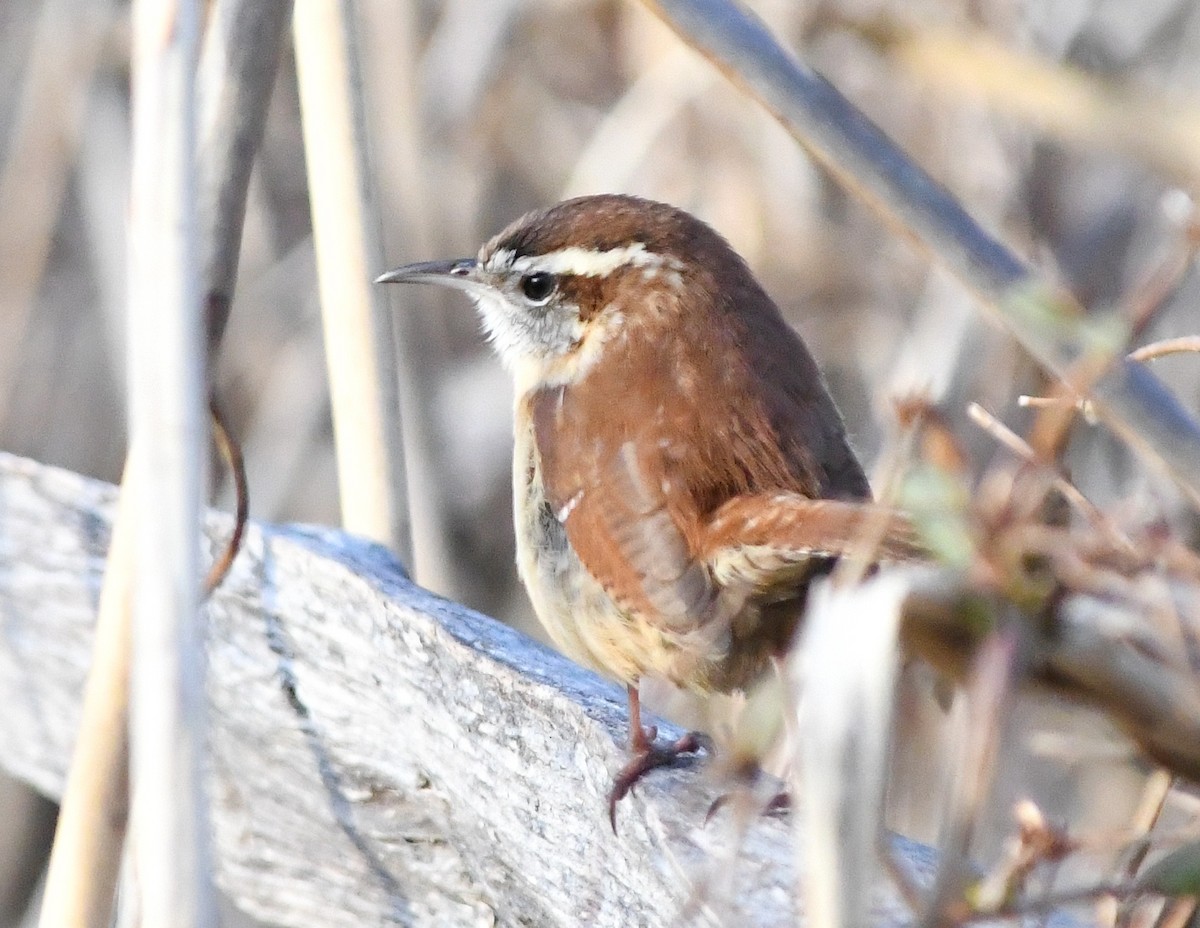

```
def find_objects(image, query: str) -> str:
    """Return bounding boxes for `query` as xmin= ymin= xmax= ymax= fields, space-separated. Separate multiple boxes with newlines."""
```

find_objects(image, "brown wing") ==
xmin=528 ymin=284 xmax=878 ymax=633
xmin=531 ymin=386 xmax=724 ymax=630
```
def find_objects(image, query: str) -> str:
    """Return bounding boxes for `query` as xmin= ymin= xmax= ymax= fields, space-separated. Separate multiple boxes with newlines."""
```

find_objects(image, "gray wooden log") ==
xmin=0 ymin=451 xmax=930 ymax=927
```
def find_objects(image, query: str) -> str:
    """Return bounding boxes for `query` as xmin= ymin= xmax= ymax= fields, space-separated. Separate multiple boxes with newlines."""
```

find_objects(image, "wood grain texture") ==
xmin=0 ymin=451 xmax=931 ymax=927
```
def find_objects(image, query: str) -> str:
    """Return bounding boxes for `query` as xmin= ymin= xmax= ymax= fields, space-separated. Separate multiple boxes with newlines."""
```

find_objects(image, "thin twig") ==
xmin=1122 ymin=771 xmax=1175 ymax=882
xmin=205 ymin=394 xmax=248 ymax=593
xmin=1129 ymin=338 xmax=1200 ymax=364
xmin=966 ymin=402 xmax=1135 ymax=555
xmin=1127 ymin=199 xmax=1200 ymax=341
xmin=1017 ymin=394 xmax=1097 ymax=424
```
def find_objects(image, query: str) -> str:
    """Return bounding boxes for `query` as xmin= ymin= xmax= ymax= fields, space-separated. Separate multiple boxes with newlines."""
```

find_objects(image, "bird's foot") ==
xmin=608 ymin=728 xmax=712 ymax=832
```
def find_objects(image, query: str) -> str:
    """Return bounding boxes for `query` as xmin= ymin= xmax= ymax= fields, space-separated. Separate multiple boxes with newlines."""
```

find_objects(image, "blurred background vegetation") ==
xmin=3 ymin=0 xmax=1200 ymax=901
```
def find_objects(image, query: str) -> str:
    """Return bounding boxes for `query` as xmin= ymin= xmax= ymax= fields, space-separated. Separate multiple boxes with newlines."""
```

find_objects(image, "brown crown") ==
xmin=485 ymin=195 xmax=749 ymax=271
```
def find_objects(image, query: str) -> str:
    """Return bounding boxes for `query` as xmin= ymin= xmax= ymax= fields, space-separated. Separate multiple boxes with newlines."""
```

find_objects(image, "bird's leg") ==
xmin=608 ymin=683 xmax=710 ymax=831
xmin=627 ymin=682 xmax=655 ymax=751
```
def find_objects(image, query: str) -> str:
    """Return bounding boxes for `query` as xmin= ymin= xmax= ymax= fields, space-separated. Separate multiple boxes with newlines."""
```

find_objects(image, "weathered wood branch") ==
xmin=0 ymin=452 xmax=938 ymax=926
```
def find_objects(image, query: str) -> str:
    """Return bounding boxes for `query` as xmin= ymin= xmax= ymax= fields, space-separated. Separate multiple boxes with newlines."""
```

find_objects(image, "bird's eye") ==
xmin=519 ymin=272 xmax=557 ymax=304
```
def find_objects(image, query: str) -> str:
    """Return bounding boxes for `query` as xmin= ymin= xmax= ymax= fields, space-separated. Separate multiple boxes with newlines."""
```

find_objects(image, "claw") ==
xmin=609 ymin=684 xmax=716 ymax=833
xmin=608 ymin=730 xmax=706 ymax=833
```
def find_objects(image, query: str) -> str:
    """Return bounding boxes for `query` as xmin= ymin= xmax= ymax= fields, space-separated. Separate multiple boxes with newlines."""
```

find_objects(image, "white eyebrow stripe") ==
xmin=507 ymin=243 xmax=682 ymax=277
xmin=487 ymin=248 xmax=516 ymax=271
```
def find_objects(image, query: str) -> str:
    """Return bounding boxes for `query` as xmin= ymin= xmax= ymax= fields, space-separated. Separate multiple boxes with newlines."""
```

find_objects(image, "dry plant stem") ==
xmin=359 ymin=0 xmax=461 ymax=596
xmin=923 ymin=632 xmax=1016 ymax=928
xmin=293 ymin=1 xmax=413 ymax=566
xmin=1017 ymin=395 xmax=1093 ymax=418
xmin=1126 ymin=224 xmax=1200 ymax=341
xmin=965 ymin=402 xmax=1131 ymax=549
xmin=795 ymin=577 xmax=907 ymax=928
xmin=641 ymin=0 xmax=1200 ymax=507
xmin=1032 ymin=236 xmax=1199 ymax=457
xmin=197 ymin=0 xmax=294 ymax=351
xmin=1029 ymin=222 xmax=1198 ymax=457
xmin=194 ymin=0 xmax=293 ymax=593
xmin=1129 ymin=338 xmax=1200 ymax=364
xmin=1122 ymin=772 xmax=1174 ymax=882
xmin=35 ymin=4 xmax=275 ymax=922
xmin=37 ymin=467 xmax=136 ymax=928
xmin=126 ymin=1 xmax=215 ymax=925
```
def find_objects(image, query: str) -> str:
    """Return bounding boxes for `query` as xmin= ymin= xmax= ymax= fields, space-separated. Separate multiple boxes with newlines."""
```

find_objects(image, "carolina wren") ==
xmin=379 ymin=194 xmax=915 ymax=820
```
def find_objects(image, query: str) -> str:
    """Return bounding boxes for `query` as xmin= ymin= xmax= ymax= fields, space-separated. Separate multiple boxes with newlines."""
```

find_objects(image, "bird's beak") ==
xmin=375 ymin=258 xmax=480 ymax=293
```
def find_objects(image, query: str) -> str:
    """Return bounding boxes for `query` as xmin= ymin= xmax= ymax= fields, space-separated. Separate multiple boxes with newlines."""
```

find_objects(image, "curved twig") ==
xmin=205 ymin=393 xmax=248 ymax=594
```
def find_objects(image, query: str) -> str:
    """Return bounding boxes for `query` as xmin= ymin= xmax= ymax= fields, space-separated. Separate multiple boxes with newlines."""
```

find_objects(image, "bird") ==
xmin=377 ymin=194 xmax=918 ymax=825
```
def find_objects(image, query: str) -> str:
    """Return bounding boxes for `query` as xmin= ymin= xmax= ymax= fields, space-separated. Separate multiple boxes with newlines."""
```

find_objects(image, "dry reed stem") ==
xmin=359 ymin=0 xmax=459 ymax=595
xmin=37 ymin=466 xmax=136 ymax=928
xmin=197 ymin=0 xmax=293 ymax=351
xmin=794 ymin=575 xmax=907 ymax=928
xmin=125 ymin=1 xmax=213 ymax=924
xmin=293 ymin=0 xmax=413 ymax=566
